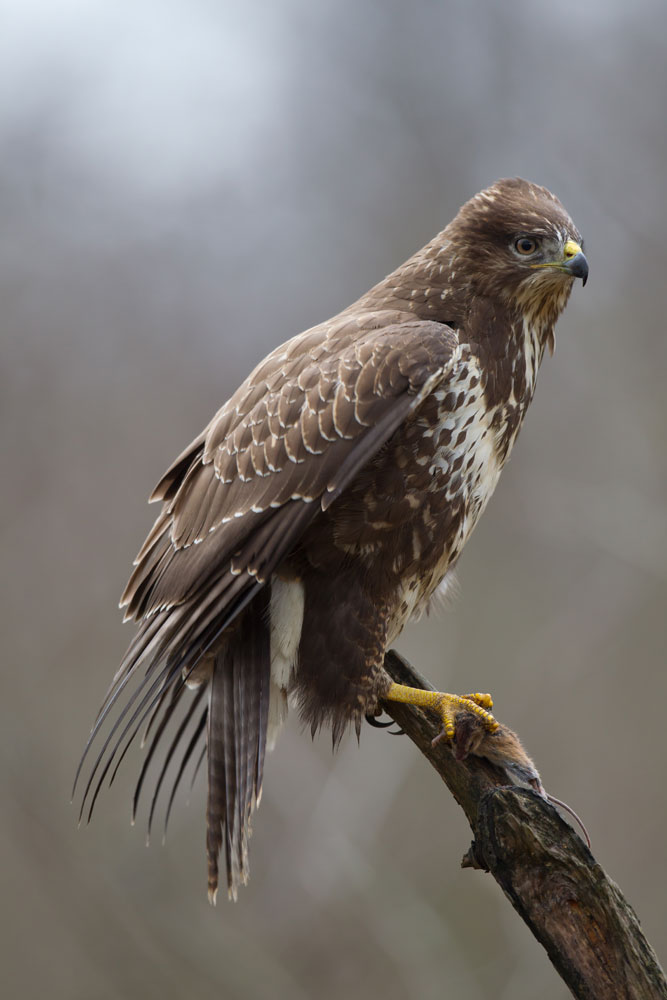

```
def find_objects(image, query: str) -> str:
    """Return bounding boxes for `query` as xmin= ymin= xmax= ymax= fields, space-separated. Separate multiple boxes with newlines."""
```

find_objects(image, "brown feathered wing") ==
xmin=75 ymin=313 xmax=457 ymax=898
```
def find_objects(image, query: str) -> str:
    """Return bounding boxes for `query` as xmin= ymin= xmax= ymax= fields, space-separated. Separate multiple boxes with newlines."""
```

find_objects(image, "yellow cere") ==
xmin=563 ymin=239 xmax=582 ymax=259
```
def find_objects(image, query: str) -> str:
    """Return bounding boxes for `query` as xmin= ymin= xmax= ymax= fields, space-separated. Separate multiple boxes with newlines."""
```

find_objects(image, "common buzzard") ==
xmin=76 ymin=177 xmax=588 ymax=900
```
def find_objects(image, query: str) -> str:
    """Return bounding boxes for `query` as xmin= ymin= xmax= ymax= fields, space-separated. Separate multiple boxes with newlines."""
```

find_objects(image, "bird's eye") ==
xmin=515 ymin=237 xmax=538 ymax=255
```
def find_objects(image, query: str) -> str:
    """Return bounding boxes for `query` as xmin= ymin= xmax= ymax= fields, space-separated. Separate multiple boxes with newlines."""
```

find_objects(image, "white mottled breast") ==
xmin=387 ymin=327 xmax=543 ymax=642
xmin=431 ymin=359 xmax=503 ymax=543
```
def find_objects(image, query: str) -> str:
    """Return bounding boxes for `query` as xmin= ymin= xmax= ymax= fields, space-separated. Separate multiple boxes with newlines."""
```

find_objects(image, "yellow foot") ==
xmin=383 ymin=683 xmax=498 ymax=746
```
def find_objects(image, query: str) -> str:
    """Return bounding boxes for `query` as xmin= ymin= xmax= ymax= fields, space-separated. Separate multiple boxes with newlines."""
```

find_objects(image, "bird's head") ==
xmin=447 ymin=177 xmax=588 ymax=335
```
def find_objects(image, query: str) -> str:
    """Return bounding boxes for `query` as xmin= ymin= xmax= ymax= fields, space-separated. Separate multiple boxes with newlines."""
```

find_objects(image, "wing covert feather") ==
xmin=122 ymin=315 xmax=458 ymax=622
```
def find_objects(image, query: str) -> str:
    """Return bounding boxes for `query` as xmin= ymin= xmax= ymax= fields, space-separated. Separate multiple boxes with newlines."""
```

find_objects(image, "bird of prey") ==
xmin=76 ymin=177 xmax=588 ymax=901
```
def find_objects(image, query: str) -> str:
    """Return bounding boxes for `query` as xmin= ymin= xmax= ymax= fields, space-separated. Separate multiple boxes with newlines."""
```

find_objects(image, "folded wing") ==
xmin=75 ymin=313 xmax=458 ymax=896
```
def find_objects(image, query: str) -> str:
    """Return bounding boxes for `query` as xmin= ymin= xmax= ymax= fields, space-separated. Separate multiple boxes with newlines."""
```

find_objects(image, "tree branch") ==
xmin=381 ymin=650 xmax=667 ymax=1000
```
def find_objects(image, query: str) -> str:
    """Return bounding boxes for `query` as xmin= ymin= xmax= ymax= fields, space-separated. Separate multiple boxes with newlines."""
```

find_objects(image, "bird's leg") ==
xmin=382 ymin=683 xmax=498 ymax=747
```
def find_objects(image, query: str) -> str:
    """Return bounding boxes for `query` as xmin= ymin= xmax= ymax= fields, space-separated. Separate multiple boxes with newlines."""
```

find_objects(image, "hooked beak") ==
xmin=532 ymin=238 xmax=589 ymax=286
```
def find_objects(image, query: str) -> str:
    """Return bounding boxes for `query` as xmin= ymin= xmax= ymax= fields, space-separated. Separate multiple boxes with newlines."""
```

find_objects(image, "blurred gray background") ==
xmin=2 ymin=1 xmax=666 ymax=998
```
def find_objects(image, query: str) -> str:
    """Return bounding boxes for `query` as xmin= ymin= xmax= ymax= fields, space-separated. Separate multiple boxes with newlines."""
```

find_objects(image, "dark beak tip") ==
xmin=568 ymin=252 xmax=589 ymax=286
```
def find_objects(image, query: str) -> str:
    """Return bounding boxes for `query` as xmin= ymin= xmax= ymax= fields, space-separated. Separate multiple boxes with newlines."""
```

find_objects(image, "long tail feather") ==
xmin=206 ymin=591 xmax=270 ymax=902
xmin=163 ymin=708 xmax=208 ymax=836
xmin=132 ymin=684 xmax=204 ymax=822
xmin=147 ymin=687 xmax=206 ymax=840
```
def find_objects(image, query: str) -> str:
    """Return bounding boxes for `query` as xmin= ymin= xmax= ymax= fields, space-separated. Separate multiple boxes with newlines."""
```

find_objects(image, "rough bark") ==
xmin=381 ymin=649 xmax=667 ymax=1000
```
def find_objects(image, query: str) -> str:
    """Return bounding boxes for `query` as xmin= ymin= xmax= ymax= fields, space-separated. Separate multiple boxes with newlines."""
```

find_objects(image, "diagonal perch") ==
xmin=381 ymin=649 xmax=667 ymax=1000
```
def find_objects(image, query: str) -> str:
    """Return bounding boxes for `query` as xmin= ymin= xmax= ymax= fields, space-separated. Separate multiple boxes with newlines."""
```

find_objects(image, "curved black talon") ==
xmin=365 ymin=714 xmax=405 ymax=735
xmin=365 ymin=714 xmax=394 ymax=729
